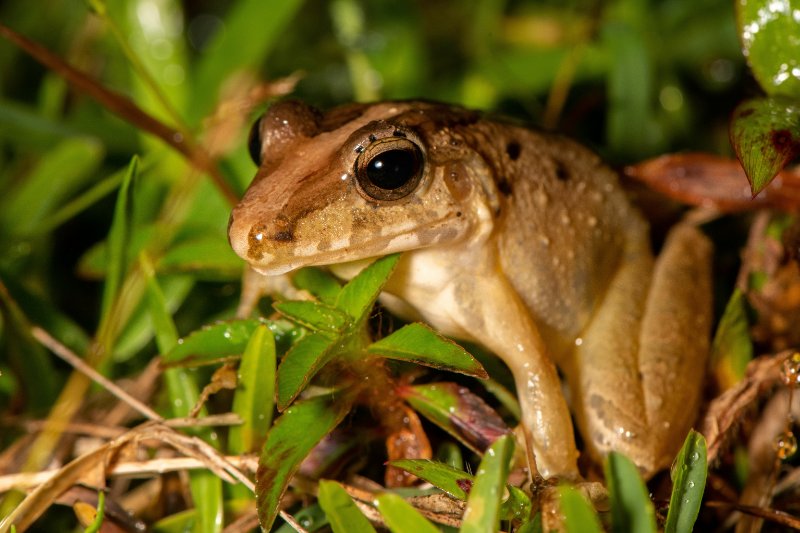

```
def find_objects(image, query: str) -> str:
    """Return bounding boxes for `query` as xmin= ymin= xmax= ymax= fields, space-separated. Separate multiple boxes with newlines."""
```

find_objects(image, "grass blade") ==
xmin=229 ymin=324 xmax=276 ymax=454
xmin=605 ymin=452 xmax=656 ymax=533
xmin=665 ymin=430 xmax=708 ymax=533
xmin=318 ymin=480 xmax=376 ymax=533
xmin=560 ymin=486 xmax=603 ymax=533
xmin=372 ymin=493 xmax=438 ymax=533
xmin=460 ymin=433 xmax=514 ymax=533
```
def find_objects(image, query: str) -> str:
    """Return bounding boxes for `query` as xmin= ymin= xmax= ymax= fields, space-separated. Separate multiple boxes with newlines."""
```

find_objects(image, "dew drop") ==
xmin=687 ymin=481 xmax=695 ymax=489
xmin=689 ymin=451 xmax=700 ymax=463
xmin=775 ymin=430 xmax=798 ymax=460
xmin=781 ymin=352 xmax=800 ymax=387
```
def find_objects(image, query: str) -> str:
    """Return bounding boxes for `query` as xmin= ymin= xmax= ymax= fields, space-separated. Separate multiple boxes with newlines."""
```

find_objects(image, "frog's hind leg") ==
xmin=570 ymin=223 xmax=712 ymax=477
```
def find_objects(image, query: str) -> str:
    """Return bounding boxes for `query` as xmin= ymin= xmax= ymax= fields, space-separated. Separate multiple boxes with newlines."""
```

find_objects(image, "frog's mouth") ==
xmin=228 ymin=210 xmax=464 ymax=277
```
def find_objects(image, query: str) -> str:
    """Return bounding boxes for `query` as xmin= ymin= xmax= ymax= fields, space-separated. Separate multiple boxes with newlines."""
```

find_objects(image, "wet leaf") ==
xmin=389 ymin=459 xmax=472 ymax=500
xmin=731 ymin=96 xmax=800 ymax=195
xmin=665 ymin=430 xmax=708 ymax=533
xmin=372 ymin=493 xmax=438 ymax=533
xmin=276 ymin=332 xmax=338 ymax=410
xmin=710 ymin=289 xmax=753 ymax=390
xmin=274 ymin=300 xmax=351 ymax=333
xmin=737 ymin=0 xmax=800 ymax=97
xmin=399 ymin=382 xmax=511 ymax=453
xmin=605 ymin=452 xmax=657 ymax=533
xmin=334 ymin=254 xmax=400 ymax=322
xmin=162 ymin=319 xmax=267 ymax=363
xmin=560 ymin=486 xmax=603 ymax=533
xmin=256 ymin=393 xmax=352 ymax=531
xmin=229 ymin=325 xmax=276 ymax=454
xmin=460 ymin=434 xmax=514 ymax=533
xmin=318 ymin=480 xmax=376 ymax=533
xmin=368 ymin=323 xmax=487 ymax=378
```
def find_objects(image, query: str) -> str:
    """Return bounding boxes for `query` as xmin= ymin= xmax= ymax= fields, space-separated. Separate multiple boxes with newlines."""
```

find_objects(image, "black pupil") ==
xmin=366 ymin=148 xmax=418 ymax=190
xmin=247 ymin=118 xmax=263 ymax=166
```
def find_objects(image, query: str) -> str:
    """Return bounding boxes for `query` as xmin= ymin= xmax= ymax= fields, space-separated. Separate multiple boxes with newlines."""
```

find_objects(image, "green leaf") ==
xmin=665 ymin=431 xmax=708 ymax=533
xmin=737 ymin=0 xmax=800 ymax=97
xmin=372 ymin=493 xmax=438 ymax=533
xmin=162 ymin=319 xmax=267 ymax=363
xmin=274 ymin=301 xmax=351 ymax=333
xmin=292 ymin=268 xmax=342 ymax=305
xmin=276 ymin=333 xmax=338 ymax=410
xmin=190 ymin=0 xmax=305 ymax=122
xmin=158 ymin=236 xmax=243 ymax=279
xmin=318 ymin=480 xmax=376 ymax=533
xmin=82 ymin=491 xmax=105 ymax=533
xmin=335 ymin=254 xmax=401 ymax=322
xmin=229 ymin=325 xmax=276 ymax=454
xmin=143 ymin=254 xmax=223 ymax=533
xmin=389 ymin=459 xmax=472 ymax=500
xmin=560 ymin=486 xmax=603 ymax=533
xmin=710 ymin=289 xmax=753 ymax=390
xmin=399 ymin=382 xmax=510 ymax=453
xmin=605 ymin=452 xmax=657 ymax=533
xmin=100 ymin=156 xmax=138 ymax=325
xmin=368 ymin=323 xmax=487 ymax=378
xmin=256 ymin=393 xmax=352 ymax=531
xmin=460 ymin=434 xmax=514 ymax=533
xmin=730 ymin=96 xmax=800 ymax=195
xmin=0 ymin=137 xmax=103 ymax=237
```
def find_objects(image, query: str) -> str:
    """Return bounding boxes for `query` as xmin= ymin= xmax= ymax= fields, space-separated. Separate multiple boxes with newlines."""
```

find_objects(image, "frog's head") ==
xmin=228 ymin=100 xmax=494 ymax=275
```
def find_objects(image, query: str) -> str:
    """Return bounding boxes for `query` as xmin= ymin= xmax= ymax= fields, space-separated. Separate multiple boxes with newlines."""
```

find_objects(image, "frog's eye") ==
xmin=355 ymin=137 xmax=424 ymax=201
xmin=247 ymin=115 xmax=264 ymax=166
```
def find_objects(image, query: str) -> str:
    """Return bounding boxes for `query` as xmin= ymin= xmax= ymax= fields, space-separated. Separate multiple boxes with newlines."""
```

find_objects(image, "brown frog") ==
xmin=228 ymin=100 xmax=712 ymax=479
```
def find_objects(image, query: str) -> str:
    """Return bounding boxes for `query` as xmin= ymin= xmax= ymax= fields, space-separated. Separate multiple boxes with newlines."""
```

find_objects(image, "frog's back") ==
xmin=484 ymin=122 xmax=650 ymax=348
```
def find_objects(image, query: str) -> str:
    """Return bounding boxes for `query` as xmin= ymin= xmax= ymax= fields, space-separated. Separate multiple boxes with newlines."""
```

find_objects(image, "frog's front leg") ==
xmin=434 ymin=272 xmax=581 ymax=479
xmin=569 ymin=224 xmax=712 ymax=477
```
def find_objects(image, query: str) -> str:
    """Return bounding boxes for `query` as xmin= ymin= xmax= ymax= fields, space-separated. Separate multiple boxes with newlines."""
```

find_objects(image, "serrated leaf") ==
xmin=274 ymin=300 xmax=351 ymax=333
xmin=276 ymin=333 xmax=338 ymax=410
xmin=229 ymin=325 xmax=276 ymax=454
xmin=372 ymin=493 xmax=438 ymax=533
xmin=335 ymin=254 xmax=400 ymax=322
xmin=389 ymin=459 xmax=472 ymax=500
xmin=665 ymin=431 xmax=707 ymax=533
xmin=293 ymin=268 xmax=342 ymax=304
xmin=737 ymin=0 xmax=800 ymax=97
xmin=368 ymin=323 xmax=487 ymax=378
xmin=399 ymin=382 xmax=510 ymax=453
xmin=318 ymin=480 xmax=376 ymax=533
xmin=461 ymin=434 xmax=514 ymax=533
xmin=731 ymin=96 xmax=800 ymax=195
xmin=710 ymin=289 xmax=752 ymax=390
xmin=605 ymin=452 xmax=657 ymax=533
xmin=560 ymin=486 xmax=603 ymax=533
xmin=256 ymin=394 xmax=352 ymax=531
xmin=163 ymin=319 xmax=266 ymax=363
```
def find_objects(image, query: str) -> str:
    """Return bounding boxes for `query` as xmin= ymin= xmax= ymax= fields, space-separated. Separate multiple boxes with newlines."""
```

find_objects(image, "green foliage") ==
xmin=0 ymin=0 xmax=742 ymax=530
xmin=665 ymin=431 xmax=708 ymax=533
xmin=710 ymin=289 xmax=753 ymax=390
xmin=372 ymin=493 xmax=440 ymax=533
xmin=732 ymin=0 xmax=800 ymax=194
xmin=318 ymin=480 xmax=376 ymax=533
xmin=605 ymin=452 xmax=657 ymax=533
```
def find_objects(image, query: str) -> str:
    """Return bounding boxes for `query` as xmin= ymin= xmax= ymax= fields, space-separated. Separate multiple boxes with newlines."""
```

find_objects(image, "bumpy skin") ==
xmin=228 ymin=100 xmax=712 ymax=479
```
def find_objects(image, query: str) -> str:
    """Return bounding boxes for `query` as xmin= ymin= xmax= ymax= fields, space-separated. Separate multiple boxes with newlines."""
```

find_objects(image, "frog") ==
xmin=227 ymin=99 xmax=712 ymax=480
